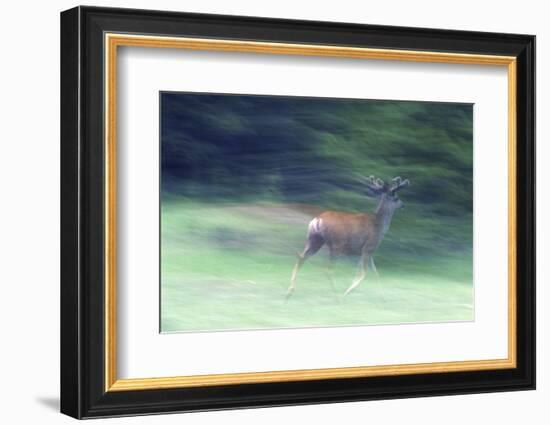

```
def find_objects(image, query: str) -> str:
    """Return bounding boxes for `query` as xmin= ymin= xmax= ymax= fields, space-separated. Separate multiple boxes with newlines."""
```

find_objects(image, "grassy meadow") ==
xmin=160 ymin=198 xmax=473 ymax=332
xmin=160 ymin=93 xmax=474 ymax=332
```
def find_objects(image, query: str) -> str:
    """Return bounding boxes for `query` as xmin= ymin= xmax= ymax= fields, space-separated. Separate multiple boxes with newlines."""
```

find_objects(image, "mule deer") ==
xmin=287 ymin=175 xmax=410 ymax=298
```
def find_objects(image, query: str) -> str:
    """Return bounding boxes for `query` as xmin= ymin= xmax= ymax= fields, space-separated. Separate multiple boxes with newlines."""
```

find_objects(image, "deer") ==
xmin=287 ymin=175 xmax=410 ymax=298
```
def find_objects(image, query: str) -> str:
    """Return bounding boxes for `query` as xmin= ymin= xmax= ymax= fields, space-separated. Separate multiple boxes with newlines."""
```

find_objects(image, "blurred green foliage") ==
xmin=162 ymin=93 xmax=473 ymax=265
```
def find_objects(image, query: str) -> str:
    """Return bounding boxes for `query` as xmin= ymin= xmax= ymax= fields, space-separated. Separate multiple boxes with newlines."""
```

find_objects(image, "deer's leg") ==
xmin=369 ymin=256 xmax=386 ymax=300
xmin=369 ymin=256 xmax=379 ymax=279
xmin=344 ymin=252 xmax=370 ymax=297
xmin=325 ymin=252 xmax=338 ymax=294
xmin=288 ymin=255 xmax=306 ymax=296
xmin=287 ymin=234 xmax=324 ymax=298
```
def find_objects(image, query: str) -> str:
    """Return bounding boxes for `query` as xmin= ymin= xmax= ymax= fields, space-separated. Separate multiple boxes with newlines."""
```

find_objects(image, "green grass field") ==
xmin=160 ymin=199 xmax=474 ymax=332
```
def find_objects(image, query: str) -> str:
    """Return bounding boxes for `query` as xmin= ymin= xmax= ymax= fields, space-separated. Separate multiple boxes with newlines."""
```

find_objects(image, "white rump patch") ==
xmin=308 ymin=217 xmax=322 ymax=234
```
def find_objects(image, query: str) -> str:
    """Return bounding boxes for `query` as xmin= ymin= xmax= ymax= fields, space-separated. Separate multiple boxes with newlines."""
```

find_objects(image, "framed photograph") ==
xmin=60 ymin=6 xmax=535 ymax=419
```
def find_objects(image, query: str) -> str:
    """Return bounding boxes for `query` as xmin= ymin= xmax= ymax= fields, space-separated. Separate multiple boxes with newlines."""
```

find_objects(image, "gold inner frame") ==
xmin=104 ymin=33 xmax=518 ymax=392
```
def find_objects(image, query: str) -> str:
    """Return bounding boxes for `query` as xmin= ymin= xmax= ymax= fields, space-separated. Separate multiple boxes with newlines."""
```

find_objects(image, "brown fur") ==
xmin=317 ymin=211 xmax=381 ymax=257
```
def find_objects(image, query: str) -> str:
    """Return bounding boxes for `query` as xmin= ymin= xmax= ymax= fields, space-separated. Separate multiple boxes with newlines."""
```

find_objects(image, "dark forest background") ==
xmin=161 ymin=92 xmax=473 ymax=260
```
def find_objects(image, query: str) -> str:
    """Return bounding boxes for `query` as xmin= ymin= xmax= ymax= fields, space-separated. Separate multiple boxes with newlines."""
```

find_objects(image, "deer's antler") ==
xmin=390 ymin=176 xmax=410 ymax=193
xmin=356 ymin=173 xmax=386 ymax=194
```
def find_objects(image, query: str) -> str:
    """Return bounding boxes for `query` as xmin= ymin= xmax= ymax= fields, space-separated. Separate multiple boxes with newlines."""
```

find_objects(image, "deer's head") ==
xmin=360 ymin=175 xmax=410 ymax=211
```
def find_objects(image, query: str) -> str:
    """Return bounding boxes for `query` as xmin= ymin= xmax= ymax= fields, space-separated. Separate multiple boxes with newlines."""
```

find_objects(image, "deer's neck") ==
xmin=374 ymin=200 xmax=396 ymax=237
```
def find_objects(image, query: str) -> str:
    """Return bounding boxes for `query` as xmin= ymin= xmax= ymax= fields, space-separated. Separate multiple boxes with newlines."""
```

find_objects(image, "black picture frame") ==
xmin=61 ymin=5 xmax=535 ymax=419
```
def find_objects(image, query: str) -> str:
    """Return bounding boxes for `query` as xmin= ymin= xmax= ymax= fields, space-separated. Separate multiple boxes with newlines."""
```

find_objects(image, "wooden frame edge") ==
xmin=108 ymin=358 xmax=516 ymax=391
xmin=104 ymin=33 xmax=518 ymax=392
